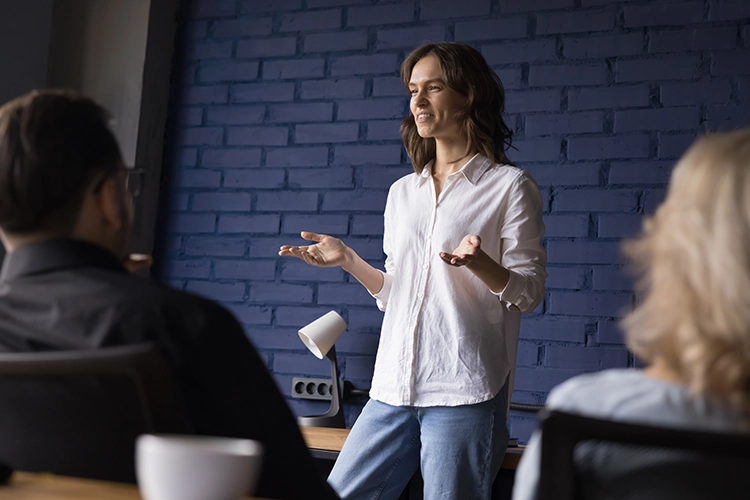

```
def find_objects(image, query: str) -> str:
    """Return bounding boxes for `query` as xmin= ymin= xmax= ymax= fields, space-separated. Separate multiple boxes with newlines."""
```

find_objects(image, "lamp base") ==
xmin=298 ymin=346 xmax=346 ymax=428
xmin=298 ymin=412 xmax=346 ymax=428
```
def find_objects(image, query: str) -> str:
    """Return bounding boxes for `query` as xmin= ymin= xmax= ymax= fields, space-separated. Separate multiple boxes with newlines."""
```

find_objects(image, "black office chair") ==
xmin=0 ymin=344 xmax=190 ymax=483
xmin=536 ymin=409 xmax=750 ymax=500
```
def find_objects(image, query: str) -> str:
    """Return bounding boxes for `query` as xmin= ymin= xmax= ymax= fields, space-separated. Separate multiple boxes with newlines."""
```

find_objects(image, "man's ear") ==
xmin=95 ymin=176 xmax=124 ymax=231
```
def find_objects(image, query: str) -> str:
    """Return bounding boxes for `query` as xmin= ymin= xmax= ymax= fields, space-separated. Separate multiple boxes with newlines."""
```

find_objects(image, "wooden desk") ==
xmin=300 ymin=426 xmax=525 ymax=470
xmin=0 ymin=472 xmax=265 ymax=500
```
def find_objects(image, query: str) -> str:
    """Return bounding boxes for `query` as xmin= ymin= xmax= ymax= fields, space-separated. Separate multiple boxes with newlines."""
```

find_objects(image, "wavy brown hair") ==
xmin=400 ymin=42 xmax=513 ymax=173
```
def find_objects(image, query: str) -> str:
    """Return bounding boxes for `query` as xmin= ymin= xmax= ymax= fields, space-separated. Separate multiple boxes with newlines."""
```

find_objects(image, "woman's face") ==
xmin=408 ymin=55 xmax=466 ymax=141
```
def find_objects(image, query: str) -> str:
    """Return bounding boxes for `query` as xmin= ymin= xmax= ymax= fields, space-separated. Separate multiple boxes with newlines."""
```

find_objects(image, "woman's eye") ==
xmin=429 ymin=86 xmax=440 ymax=91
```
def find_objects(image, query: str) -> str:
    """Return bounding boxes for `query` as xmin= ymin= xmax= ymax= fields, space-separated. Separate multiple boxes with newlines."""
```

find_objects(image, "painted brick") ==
xmin=360 ymin=167 xmax=410 ymax=189
xmin=206 ymin=105 xmax=265 ymax=125
xmin=200 ymin=62 xmax=259 ymax=82
xmin=650 ymin=27 xmax=737 ymax=53
xmin=563 ymin=33 xmax=643 ymax=59
xmin=188 ymin=0 xmax=236 ymax=18
xmin=266 ymin=147 xmax=330 ymax=167
xmin=548 ymin=241 xmax=623 ymax=265
xmin=526 ymin=164 xmax=601 ymax=187
xmin=212 ymin=18 xmax=272 ymax=37
xmin=545 ymin=266 xmax=587 ymax=289
xmin=501 ymin=0 xmax=574 ymax=13
xmin=526 ymin=112 xmax=604 ymax=136
xmin=166 ymin=214 xmax=217 ymax=233
xmin=659 ymin=133 xmax=696 ymax=159
xmin=183 ymin=86 xmax=229 ymax=104
xmin=245 ymin=328 xmax=298 ymax=350
xmin=338 ymin=99 xmax=406 ymax=120
xmin=520 ymin=318 xmax=587 ymax=342
xmin=268 ymin=102 xmax=333 ymax=123
xmin=505 ymin=90 xmax=561 ymax=113
xmin=516 ymin=343 xmax=539 ymax=367
xmin=232 ymin=82 xmax=295 ymax=102
xmin=661 ymin=79 xmax=731 ymax=106
xmin=308 ymin=0 xmax=369 ymax=7
xmin=304 ymin=31 xmax=368 ymax=53
xmin=351 ymin=215 xmax=385 ymax=235
xmin=263 ymin=59 xmax=325 ymax=79
xmin=281 ymin=214 xmax=349 ymax=235
xmin=615 ymin=106 xmax=699 ymax=132
xmin=609 ymin=161 xmax=673 ymax=185
xmin=592 ymin=267 xmax=633 ymax=291
xmin=177 ymin=107 xmax=203 ymax=127
xmin=280 ymin=259 xmax=347 ymax=282
xmin=223 ymin=169 xmax=285 ymax=188
xmin=185 ymin=236 xmax=246 ymax=256
xmin=343 ymin=237 xmax=385 ymax=260
xmin=513 ymin=368 xmax=579 ymax=393
xmin=236 ymin=38 xmax=297 ymax=58
xmin=218 ymin=214 xmax=280 ymax=234
xmin=289 ymin=167 xmax=354 ymax=189
xmin=177 ymin=148 xmax=198 ymax=167
xmin=279 ymin=9 xmax=342 ymax=32
xmin=322 ymin=191 xmax=388 ymax=212
xmin=319 ymin=284 xmax=377 ymax=305
xmin=164 ymin=259 xmax=211 ymax=278
xmin=643 ymin=189 xmax=666 ymax=214
xmin=250 ymin=283 xmax=313 ymax=303
xmin=739 ymin=77 xmax=750 ymax=102
xmin=598 ymin=214 xmax=644 ymax=238
xmin=623 ymin=2 xmax=704 ymax=27
xmin=710 ymin=0 xmax=750 ymax=21
xmin=192 ymin=192 xmax=252 ymax=211
xmin=300 ymin=79 xmax=365 ymax=99
xmin=227 ymin=304 xmax=272 ymax=325
xmin=227 ymin=126 xmax=288 ymax=146
xmin=187 ymin=40 xmax=232 ymax=60
xmin=549 ymin=291 xmax=632 ymax=317
xmin=295 ymin=123 xmax=359 ymax=143
xmin=188 ymin=21 xmax=207 ymax=38
xmin=336 ymin=333 xmax=379 ymax=356
xmin=373 ymin=77 xmax=405 ymax=97
xmin=202 ymin=149 xmax=261 ymax=168
xmin=543 ymin=214 xmax=590 ymax=237
xmin=508 ymin=416 xmax=539 ymax=444
xmin=376 ymin=25 xmax=446 ymax=50
xmin=420 ymin=0 xmax=490 ymax=19
xmin=215 ymin=260 xmax=276 ymax=280
xmin=344 ymin=356 xmax=376 ymax=379
xmin=347 ymin=3 xmax=414 ymax=27
xmin=537 ymin=10 xmax=615 ymax=34
xmin=705 ymin=102 xmax=750 ymax=130
xmin=545 ymin=346 xmax=628 ymax=370
xmin=176 ymin=169 xmax=222 ymax=188
xmin=511 ymin=139 xmax=560 ymax=163
xmin=567 ymin=136 xmax=649 ymax=160
xmin=597 ymin=320 xmax=626 ymax=344
xmin=240 ymin=0 xmax=303 ymax=13
xmin=482 ymin=40 xmax=557 ymax=65
xmin=275 ymin=306 xmax=337 ymax=327
xmin=181 ymin=66 xmax=196 ymax=85
xmin=178 ymin=127 xmax=223 ymax=146
xmin=568 ymin=85 xmax=649 ymax=110
xmin=256 ymin=192 xmax=318 ymax=212
xmin=334 ymin=145 xmax=402 ymax=165
xmin=367 ymin=120 xmax=402 ymax=141
xmin=555 ymin=189 xmax=638 ymax=212
xmin=616 ymin=57 xmax=701 ymax=83
xmin=169 ymin=193 xmax=189 ymax=211
xmin=248 ymin=238 xmax=289 ymax=258
xmin=455 ymin=18 xmax=527 ymax=41
xmin=711 ymin=51 xmax=750 ymax=76
xmin=331 ymin=54 xmax=398 ymax=76
xmin=187 ymin=281 xmax=246 ymax=302
xmin=496 ymin=68 xmax=523 ymax=89
xmin=529 ymin=64 xmax=608 ymax=87
xmin=346 ymin=308 xmax=385 ymax=333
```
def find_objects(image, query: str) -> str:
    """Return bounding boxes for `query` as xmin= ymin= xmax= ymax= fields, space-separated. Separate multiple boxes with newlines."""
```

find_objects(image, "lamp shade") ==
xmin=298 ymin=311 xmax=346 ymax=359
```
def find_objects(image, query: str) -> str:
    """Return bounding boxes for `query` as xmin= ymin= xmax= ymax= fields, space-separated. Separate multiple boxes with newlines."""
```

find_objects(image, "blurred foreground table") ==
xmin=0 ymin=472 xmax=265 ymax=500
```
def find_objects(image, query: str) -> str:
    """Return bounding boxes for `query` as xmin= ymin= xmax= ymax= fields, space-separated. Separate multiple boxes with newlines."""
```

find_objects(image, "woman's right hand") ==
xmin=278 ymin=231 xmax=350 ymax=268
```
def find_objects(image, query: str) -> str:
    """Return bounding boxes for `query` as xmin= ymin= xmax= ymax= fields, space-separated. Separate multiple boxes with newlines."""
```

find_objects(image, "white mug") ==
xmin=136 ymin=434 xmax=263 ymax=500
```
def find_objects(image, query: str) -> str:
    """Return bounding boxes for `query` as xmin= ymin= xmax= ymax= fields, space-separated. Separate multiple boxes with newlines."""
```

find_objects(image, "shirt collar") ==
xmin=0 ymin=238 xmax=127 ymax=282
xmin=415 ymin=153 xmax=494 ymax=186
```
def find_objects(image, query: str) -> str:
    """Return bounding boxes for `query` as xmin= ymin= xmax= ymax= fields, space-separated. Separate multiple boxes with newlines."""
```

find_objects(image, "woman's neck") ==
xmin=432 ymin=136 xmax=472 ymax=178
xmin=644 ymin=359 xmax=683 ymax=384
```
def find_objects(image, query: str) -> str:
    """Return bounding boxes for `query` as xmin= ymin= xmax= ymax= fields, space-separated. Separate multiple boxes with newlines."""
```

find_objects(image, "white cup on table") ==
xmin=136 ymin=434 xmax=264 ymax=500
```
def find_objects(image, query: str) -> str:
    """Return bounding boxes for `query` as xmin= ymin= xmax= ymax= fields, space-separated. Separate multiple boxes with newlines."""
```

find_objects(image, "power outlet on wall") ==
xmin=291 ymin=377 xmax=334 ymax=401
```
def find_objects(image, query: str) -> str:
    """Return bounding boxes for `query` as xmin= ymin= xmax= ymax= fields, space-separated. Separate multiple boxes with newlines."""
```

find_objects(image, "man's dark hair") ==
xmin=0 ymin=89 xmax=122 ymax=234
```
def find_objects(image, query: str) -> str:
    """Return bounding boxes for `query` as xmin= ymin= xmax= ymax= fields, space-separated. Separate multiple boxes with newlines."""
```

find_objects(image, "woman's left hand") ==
xmin=440 ymin=235 xmax=482 ymax=267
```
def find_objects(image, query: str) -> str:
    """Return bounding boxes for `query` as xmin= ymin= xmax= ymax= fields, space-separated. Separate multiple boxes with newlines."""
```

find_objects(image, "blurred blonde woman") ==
xmin=512 ymin=129 xmax=750 ymax=500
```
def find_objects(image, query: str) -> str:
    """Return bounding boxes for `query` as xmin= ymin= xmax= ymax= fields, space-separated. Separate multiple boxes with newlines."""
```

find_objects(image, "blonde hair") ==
xmin=623 ymin=129 xmax=750 ymax=419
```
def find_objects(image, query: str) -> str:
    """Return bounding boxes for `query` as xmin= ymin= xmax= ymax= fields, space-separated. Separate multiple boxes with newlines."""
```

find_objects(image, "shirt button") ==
xmin=417 ymin=292 xmax=423 ymax=298
xmin=422 ymin=264 xmax=428 ymax=270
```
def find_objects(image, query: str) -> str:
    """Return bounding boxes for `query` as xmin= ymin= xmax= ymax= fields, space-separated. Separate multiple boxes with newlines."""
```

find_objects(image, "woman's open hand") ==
xmin=440 ymin=235 xmax=482 ymax=267
xmin=279 ymin=231 xmax=350 ymax=268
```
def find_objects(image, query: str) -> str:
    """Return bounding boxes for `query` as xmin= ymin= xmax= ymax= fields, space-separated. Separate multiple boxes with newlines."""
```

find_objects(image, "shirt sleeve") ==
xmin=369 ymin=186 xmax=396 ymax=311
xmin=492 ymin=172 xmax=547 ymax=313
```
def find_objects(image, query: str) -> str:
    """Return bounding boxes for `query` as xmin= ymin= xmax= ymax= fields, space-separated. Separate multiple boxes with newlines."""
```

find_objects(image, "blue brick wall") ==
xmin=157 ymin=0 xmax=750 ymax=443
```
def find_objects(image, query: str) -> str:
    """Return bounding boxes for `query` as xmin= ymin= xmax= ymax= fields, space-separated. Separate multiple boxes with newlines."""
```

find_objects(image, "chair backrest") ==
xmin=536 ymin=409 xmax=750 ymax=500
xmin=0 ymin=344 xmax=191 ymax=483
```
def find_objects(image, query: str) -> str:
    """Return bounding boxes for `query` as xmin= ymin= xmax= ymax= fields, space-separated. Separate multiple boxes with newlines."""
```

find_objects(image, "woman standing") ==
xmin=280 ymin=42 xmax=547 ymax=500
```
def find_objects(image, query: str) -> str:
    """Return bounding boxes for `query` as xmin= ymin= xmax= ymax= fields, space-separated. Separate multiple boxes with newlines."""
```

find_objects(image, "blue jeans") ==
xmin=328 ymin=384 xmax=509 ymax=500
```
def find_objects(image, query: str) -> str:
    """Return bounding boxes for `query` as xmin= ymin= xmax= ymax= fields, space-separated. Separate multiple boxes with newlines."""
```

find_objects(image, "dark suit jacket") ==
xmin=0 ymin=239 xmax=337 ymax=500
